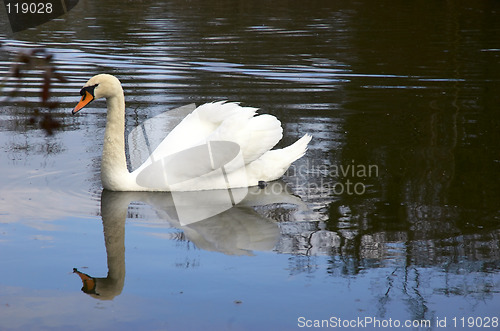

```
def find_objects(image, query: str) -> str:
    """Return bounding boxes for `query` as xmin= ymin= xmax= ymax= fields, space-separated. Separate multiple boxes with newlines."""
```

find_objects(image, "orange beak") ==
xmin=73 ymin=268 xmax=97 ymax=295
xmin=72 ymin=90 xmax=94 ymax=114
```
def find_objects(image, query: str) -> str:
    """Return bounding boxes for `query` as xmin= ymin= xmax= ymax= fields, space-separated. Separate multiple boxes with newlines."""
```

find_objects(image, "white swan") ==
xmin=73 ymin=74 xmax=311 ymax=191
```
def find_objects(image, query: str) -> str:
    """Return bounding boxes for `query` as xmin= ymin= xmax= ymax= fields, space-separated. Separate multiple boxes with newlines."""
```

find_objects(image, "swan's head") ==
xmin=72 ymin=74 xmax=123 ymax=115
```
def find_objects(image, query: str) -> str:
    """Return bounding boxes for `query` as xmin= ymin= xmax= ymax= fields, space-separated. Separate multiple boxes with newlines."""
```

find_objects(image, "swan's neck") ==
xmin=101 ymin=93 xmax=131 ymax=191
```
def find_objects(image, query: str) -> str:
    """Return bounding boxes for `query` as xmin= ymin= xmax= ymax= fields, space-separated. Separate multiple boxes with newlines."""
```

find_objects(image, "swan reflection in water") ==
xmin=73 ymin=181 xmax=307 ymax=300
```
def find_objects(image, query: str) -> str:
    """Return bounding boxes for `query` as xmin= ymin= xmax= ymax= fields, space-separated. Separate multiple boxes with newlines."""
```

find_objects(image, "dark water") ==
xmin=1 ymin=1 xmax=499 ymax=330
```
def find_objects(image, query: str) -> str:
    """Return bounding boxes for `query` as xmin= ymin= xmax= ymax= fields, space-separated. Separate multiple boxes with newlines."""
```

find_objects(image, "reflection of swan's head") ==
xmin=72 ymin=74 xmax=123 ymax=114
xmin=73 ymin=267 xmax=124 ymax=301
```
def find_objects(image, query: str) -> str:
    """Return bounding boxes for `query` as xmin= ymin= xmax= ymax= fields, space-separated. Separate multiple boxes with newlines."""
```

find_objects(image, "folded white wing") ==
xmin=127 ymin=101 xmax=308 ymax=191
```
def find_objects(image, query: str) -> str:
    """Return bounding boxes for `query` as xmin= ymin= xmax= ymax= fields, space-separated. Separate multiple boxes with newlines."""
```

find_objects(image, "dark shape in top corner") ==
xmin=4 ymin=0 xmax=80 ymax=33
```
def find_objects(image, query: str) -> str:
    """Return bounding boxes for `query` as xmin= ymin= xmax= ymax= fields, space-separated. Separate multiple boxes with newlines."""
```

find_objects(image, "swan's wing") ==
xmin=234 ymin=113 xmax=283 ymax=164
xmin=146 ymin=101 xmax=255 ymax=162
xmin=130 ymin=101 xmax=286 ymax=191
xmin=200 ymin=103 xmax=283 ymax=165
xmin=135 ymin=140 xmax=245 ymax=190
xmin=127 ymin=103 xmax=196 ymax=171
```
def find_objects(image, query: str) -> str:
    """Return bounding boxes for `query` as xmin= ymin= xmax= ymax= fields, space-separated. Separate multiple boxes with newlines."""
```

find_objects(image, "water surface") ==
xmin=1 ymin=1 xmax=499 ymax=330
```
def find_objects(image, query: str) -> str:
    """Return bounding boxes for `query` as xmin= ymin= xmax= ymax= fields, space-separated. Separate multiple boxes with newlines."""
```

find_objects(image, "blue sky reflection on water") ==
xmin=1 ymin=0 xmax=500 ymax=330
xmin=2 ymin=218 xmax=498 ymax=330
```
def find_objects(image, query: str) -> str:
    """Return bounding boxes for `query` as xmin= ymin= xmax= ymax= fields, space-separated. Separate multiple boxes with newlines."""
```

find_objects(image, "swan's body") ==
xmin=73 ymin=74 xmax=311 ymax=191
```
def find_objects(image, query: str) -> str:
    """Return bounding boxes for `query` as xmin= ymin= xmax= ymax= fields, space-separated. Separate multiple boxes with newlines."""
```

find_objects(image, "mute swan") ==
xmin=72 ymin=74 xmax=311 ymax=191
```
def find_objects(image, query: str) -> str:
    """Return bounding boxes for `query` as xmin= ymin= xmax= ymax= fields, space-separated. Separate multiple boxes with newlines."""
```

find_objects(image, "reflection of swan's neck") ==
xmin=94 ymin=190 xmax=128 ymax=300
xmin=101 ymin=190 xmax=127 ymax=291
xmin=74 ymin=190 xmax=128 ymax=300
xmin=101 ymin=92 xmax=131 ymax=191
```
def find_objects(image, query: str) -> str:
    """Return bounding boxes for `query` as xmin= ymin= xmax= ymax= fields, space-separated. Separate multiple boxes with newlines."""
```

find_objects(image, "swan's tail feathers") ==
xmin=251 ymin=134 xmax=312 ymax=182
xmin=278 ymin=134 xmax=312 ymax=165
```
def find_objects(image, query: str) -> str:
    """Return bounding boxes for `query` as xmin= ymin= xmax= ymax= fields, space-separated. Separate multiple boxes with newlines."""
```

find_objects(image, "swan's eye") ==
xmin=80 ymin=84 xmax=98 ymax=98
